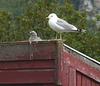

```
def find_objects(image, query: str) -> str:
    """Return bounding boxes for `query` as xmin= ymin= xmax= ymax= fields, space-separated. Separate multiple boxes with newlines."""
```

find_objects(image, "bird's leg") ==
xmin=56 ymin=33 xmax=57 ymax=39
xmin=60 ymin=33 xmax=62 ymax=40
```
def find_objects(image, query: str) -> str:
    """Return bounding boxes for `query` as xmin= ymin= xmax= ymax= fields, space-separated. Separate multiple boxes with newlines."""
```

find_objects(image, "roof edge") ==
xmin=63 ymin=44 xmax=100 ymax=70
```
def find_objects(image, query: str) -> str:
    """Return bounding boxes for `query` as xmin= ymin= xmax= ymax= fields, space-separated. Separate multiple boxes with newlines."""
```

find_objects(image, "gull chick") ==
xmin=29 ymin=31 xmax=42 ymax=44
xmin=46 ymin=13 xmax=87 ymax=39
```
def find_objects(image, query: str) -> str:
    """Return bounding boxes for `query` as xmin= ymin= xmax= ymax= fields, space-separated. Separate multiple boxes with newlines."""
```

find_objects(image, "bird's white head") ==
xmin=29 ymin=31 xmax=37 ymax=37
xmin=48 ymin=13 xmax=58 ymax=20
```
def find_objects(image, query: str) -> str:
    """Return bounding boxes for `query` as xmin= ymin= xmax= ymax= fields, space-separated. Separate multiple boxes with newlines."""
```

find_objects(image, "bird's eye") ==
xmin=51 ymin=15 xmax=53 ymax=17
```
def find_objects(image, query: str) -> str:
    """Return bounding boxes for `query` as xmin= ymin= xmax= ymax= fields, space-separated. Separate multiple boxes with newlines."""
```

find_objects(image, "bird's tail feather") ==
xmin=71 ymin=29 xmax=87 ymax=33
xmin=78 ymin=29 xmax=87 ymax=33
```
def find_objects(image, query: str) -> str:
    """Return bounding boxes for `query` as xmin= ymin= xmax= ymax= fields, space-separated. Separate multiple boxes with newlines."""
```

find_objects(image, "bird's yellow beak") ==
xmin=45 ymin=17 xmax=48 ymax=19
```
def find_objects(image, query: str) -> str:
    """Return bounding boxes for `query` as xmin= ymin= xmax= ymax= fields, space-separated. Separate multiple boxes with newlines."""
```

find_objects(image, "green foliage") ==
xmin=16 ymin=0 xmax=57 ymax=40
xmin=0 ymin=0 xmax=100 ymax=61
xmin=96 ymin=14 xmax=100 ymax=21
xmin=0 ymin=10 xmax=15 ymax=42
xmin=0 ymin=0 xmax=26 ymax=17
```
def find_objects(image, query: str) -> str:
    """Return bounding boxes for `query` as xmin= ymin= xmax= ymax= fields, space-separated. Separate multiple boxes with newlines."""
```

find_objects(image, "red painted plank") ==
xmin=1 ymin=84 xmax=57 ymax=86
xmin=77 ymin=72 xmax=100 ymax=86
xmin=95 ymin=83 xmax=100 ymax=86
xmin=0 ymin=44 xmax=30 ymax=60
xmin=43 ymin=84 xmax=57 ymax=86
xmin=91 ymin=81 xmax=96 ymax=86
xmin=30 ymin=44 xmax=56 ymax=59
xmin=1 ymin=84 xmax=40 ymax=86
xmin=62 ymin=58 xmax=69 ymax=86
xmin=63 ymin=51 xmax=100 ymax=83
xmin=76 ymin=72 xmax=82 ymax=86
xmin=87 ymin=77 xmax=91 ymax=86
xmin=82 ymin=75 xmax=87 ymax=86
xmin=0 ymin=60 xmax=55 ymax=70
xmin=0 ymin=69 xmax=55 ymax=84
xmin=0 ymin=43 xmax=57 ymax=61
xmin=69 ymin=67 xmax=76 ymax=86
xmin=57 ymin=49 xmax=63 ymax=85
xmin=0 ymin=42 xmax=29 ymax=44
xmin=0 ymin=40 xmax=57 ymax=45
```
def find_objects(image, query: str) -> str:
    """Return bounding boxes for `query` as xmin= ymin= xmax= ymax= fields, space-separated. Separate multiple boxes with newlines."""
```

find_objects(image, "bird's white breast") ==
xmin=48 ymin=18 xmax=65 ymax=33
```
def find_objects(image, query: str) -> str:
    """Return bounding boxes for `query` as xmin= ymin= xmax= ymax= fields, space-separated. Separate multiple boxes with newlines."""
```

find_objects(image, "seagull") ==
xmin=29 ymin=31 xmax=42 ymax=44
xmin=46 ymin=13 xmax=87 ymax=39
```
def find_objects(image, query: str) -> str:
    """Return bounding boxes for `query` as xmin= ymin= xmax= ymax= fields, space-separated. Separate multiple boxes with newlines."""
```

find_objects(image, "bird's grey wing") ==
xmin=37 ymin=37 xmax=42 ymax=41
xmin=56 ymin=18 xmax=76 ymax=31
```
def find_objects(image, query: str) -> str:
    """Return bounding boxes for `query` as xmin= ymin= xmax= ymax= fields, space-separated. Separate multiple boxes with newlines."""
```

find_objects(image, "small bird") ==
xmin=46 ymin=13 xmax=87 ymax=39
xmin=29 ymin=31 xmax=42 ymax=44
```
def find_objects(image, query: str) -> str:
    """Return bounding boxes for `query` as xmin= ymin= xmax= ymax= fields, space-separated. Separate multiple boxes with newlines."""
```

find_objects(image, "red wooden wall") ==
xmin=1 ymin=84 xmax=56 ymax=86
xmin=58 ymin=50 xmax=100 ymax=86
xmin=77 ymin=72 xmax=100 ymax=86
xmin=0 ymin=60 xmax=55 ymax=84
xmin=0 ymin=41 xmax=100 ymax=86
xmin=0 ymin=41 xmax=58 ymax=86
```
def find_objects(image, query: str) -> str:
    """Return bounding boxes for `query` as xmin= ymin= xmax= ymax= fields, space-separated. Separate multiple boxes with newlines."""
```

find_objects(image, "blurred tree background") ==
xmin=0 ymin=0 xmax=100 ymax=61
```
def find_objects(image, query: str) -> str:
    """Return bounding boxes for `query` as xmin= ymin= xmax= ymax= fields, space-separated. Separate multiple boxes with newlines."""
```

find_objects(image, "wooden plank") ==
xmin=30 ymin=44 xmax=56 ymax=60
xmin=57 ymin=43 xmax=63 ymax=85
xmin=76 ymin=72 xmax=82 ymax=86
xmin=0 ymin=44 xmax=30 ymax=60
xmin=0 ymin=60 xmax=55 ymax=70
xmin=0 ymin=69 xmax=55 ymax=84
xmin=0 ymin=40 xmax=57 ymax=45
xmin=0 ymin=42 xmax=57 ymax=61
xmin=0 ymin=84 xmax=41 ymax=86
xmin=82 ymin=75 xmax=87 ymax=86
xmin=1 ymin=84 xmax=57 ymax=86
xmin=87 ymin=77 xmax=91 ymax=86
xmin=62 ymin=58 xmax=69 ymax=86
xmin=77 ymin=72 xmax=100 ymax=86
xmin=63 ymin=51 xmax=100 ymax=83
xmin=95 ymin=83 xmax=100 ymax=86
xmin=43 ymin=84 xmax=57 ymax=86
xmin=91 ymin=81 xmax=96 ymax=86
xmin=69 ymin=67 xmax=76 ymax=86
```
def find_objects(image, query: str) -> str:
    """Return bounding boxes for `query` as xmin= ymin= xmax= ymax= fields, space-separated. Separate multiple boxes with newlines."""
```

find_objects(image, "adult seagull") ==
xmin=46 ymin=13 xmax=86 ymax=39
